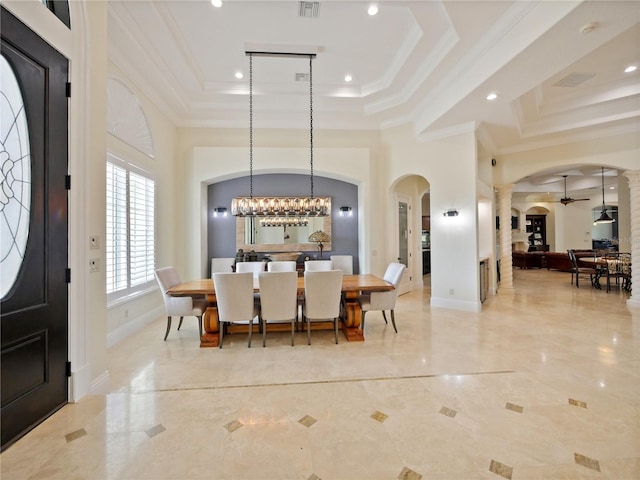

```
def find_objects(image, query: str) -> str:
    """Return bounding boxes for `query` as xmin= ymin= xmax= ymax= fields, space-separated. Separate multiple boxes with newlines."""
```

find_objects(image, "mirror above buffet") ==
xmin=235 ymin=211 xmax=332 ymax=253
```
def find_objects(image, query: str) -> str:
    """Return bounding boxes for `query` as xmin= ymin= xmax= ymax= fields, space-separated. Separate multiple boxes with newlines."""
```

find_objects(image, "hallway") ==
xmin=1 ymin=269 xmax=638 ymax=479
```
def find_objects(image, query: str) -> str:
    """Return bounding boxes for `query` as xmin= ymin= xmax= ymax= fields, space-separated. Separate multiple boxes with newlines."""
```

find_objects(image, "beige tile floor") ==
xmin=1 ymin=268 xmax=638 ymax=480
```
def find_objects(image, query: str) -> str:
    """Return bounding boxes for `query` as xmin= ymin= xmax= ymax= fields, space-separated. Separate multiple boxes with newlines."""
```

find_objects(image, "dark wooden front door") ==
xmin=1 ymin=6 xmax=69 ymax=451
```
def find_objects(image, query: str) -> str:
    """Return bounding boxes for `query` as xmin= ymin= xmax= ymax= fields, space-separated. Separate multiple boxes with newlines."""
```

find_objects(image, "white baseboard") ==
xmin=68 ymin=365 xmax=110 ymax=401
xmin=68 ymin=362 xmax=91 ymax=402
xmin=430 ymin=296 xmax=481 ymax=312
xmin=107 ymin=306 xmax=164 ymax=348
xmin=90 ymin=370 xmax=110 ymax=395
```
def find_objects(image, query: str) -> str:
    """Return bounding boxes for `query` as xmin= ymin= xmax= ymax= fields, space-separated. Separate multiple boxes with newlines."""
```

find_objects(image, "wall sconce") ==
xmin=213 ymin=207 xmax=228 ymax=218
xmin=339 ymin=206 xmax=353 ymax=217
xmin=443 ymin=209 xmax=459 ymax=217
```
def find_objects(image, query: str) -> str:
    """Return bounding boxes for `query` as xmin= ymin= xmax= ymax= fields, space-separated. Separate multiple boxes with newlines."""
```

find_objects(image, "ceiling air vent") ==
xmin=553 ymin=72 xmax=596 ymax=88
xmin=299 ymin=2 xmax=319 ymax=18
xmin=295 ymin=73 xmax=310 ymax=82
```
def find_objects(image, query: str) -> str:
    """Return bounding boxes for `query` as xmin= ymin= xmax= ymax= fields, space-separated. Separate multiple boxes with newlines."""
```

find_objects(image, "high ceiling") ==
xmin=107 ymin=0 xmax=640 ymax=194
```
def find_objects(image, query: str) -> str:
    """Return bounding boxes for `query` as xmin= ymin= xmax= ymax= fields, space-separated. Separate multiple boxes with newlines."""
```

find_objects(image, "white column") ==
xmin=623 ymin=171 xmax=640 ymax=309
xmin=496 ymin=184 xmax=515 ymax=291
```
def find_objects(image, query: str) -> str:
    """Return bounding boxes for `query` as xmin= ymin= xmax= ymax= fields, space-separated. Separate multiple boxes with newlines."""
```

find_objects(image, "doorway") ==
xmin=397 ymin=196 xmax=411 ymax=294
xmin=1 ymin=7 xmax=69 ymax=450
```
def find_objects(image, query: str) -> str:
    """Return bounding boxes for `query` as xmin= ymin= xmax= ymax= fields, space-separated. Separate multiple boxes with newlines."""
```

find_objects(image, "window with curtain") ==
xmin=106 ymin=155 xmax=155 ymax=301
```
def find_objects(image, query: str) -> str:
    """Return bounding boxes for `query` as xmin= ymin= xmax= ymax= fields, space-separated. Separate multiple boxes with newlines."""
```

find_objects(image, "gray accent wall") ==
xmin=207 ymin=173 xmax=358 ymax=272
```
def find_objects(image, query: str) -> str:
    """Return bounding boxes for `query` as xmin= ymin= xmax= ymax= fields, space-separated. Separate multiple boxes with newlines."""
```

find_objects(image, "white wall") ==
xmin=553 ymin=201 xmax=593 ymax=252
xmin=382 ymin=126 xmax=482 ymax=312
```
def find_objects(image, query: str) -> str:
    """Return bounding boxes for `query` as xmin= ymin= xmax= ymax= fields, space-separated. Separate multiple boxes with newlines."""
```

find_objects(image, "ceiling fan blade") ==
xmin=558 ymin=197 xmax=590 ymax=205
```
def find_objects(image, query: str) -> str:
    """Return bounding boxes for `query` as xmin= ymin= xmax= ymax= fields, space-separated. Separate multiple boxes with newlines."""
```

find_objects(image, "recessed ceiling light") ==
xmin=609 ymin=186 xmax=615 ymax=190
xmin=624 ymin=65 xmax=637 ymax=73
xmin=486 ymin=92 xmax=498 ymax=101
xmin=211 ymin=0 xmax=222 ymax=7
xmin=368 ymin=5 xmax=378 ymax=16
xmin=235 ymin=71 xmax=243 ymax=79
xmin=344 ymin=74 xmax=352 ymax=82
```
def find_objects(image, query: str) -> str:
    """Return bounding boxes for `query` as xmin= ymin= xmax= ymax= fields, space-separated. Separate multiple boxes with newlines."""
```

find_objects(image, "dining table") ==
xmin=580 ymin=255 xmax=632 ymax=291
xmin=167 ymin=274 xmax=394 ymax=347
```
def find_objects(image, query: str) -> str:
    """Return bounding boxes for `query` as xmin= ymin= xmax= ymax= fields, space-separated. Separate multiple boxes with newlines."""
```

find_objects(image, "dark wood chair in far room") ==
xmin=567 ymin=249 xmax=599 ymax=289
xmin=605 ymin=253 xmax=632 ymax=293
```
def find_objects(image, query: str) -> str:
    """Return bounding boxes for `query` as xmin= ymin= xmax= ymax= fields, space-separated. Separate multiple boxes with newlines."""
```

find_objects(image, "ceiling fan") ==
xmin=556 ymin=175 xmax=590 ymax=205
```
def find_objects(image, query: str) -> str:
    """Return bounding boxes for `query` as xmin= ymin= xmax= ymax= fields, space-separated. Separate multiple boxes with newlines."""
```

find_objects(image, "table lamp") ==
xmin=308 ymin=230 xmax=330 ymax=258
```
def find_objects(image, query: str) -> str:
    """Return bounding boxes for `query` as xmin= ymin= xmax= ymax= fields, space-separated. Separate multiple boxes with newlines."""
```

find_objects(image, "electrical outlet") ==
xmin=89 ymin=258 xmax=100 ymax=272
xmin=90 ymin=235 xmax=99 ymax=249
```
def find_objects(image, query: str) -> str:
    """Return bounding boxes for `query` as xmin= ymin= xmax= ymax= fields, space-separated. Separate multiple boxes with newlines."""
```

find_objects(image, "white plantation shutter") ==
xmin=129 ymin=171 xmax=155 ymax=287
xmin=106 ymin=159 xmax=155 ymax=300
xmin=106 ymin=162 xmax=128 ymax=294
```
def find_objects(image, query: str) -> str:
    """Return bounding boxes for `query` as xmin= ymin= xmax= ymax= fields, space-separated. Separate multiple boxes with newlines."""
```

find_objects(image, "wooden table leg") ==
xmin=200 ymin=294 xmax=220 ymax=347
xmin=341 ymin=291 xmax=364 ymax=342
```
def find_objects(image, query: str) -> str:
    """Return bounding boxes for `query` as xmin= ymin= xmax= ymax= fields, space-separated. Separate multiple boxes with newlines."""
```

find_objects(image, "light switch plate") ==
xmin=89 ymin=258 xmax=100 ymax=272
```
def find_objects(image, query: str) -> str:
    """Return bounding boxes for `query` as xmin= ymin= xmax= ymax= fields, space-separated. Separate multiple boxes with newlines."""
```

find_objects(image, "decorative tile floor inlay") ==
xmin=505 ymin=402 xmax=523 ymax=413
xmin=489 ymin=459 xmax=513 ymax=479
xmin=132 ymin=370 xmax=517 ymax=394
xmin=298 ymin=415 xmax=317 ymax=428
xmin=145 ymin=424 xmax=166 ymax=438
xmin=439 ymin=406 xmax=457 ymax=418
xmin=569 ymin=398 xmax=587 ymax=408
xmin=64 ymin=428 xmax=87 ymax=443
xmin=223 ymin=419 xmax=243 ymax=433
xmin=574 ymin=453 xmax=601 ymax=472
xmin=370 ymin=410 xmax=389 ymax=423
xmin=398 ymin=466 xmax=422 ymax=480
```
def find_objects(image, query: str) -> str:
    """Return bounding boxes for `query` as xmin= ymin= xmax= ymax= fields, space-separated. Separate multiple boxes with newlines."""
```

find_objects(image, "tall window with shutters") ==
xmin=106 ymin=155 xmax=155 ymax=301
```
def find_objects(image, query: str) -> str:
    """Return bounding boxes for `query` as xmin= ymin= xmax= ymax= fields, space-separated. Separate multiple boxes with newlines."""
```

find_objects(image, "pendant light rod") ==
xmin=309 ymin=54 xmax=314 ymax=200
xmin=245 ymin=51 xmax=317 ymax=59
xmin=594 ymin=166 xmax=615 ymax=224
xmin=249 ymin=53 xmax=253 ymax=200
xmin=244 ymin=43 xmax=318 ymax=58
xmin=600 ymin=166 xmax=605 ymax=205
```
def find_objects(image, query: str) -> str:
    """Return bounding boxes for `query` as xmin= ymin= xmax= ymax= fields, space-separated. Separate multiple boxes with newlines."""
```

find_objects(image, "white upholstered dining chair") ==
xmin=258 ymin=271 xmax=299 ymax=346
xmin=267 ymin=261 xmax=297 ymax=272
xmin=213 ymin=272 xmax=259 ymax=348
xmin=236 ymin=261 xmax=266 ymax=277
xmin=304 ymin=260 xmax=333 ymax=271
xmin=155 ymin=267 xmax=208 ymax=341
xmin=358 ymin=262 xmax=405 ymax=333
xmin=302 ymin=270 xmax=343 ymax=345
xmin=211 ymin=257 xmax=235 ymax=275
xmin=330 ymin=255 xmax=353 ymax=275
